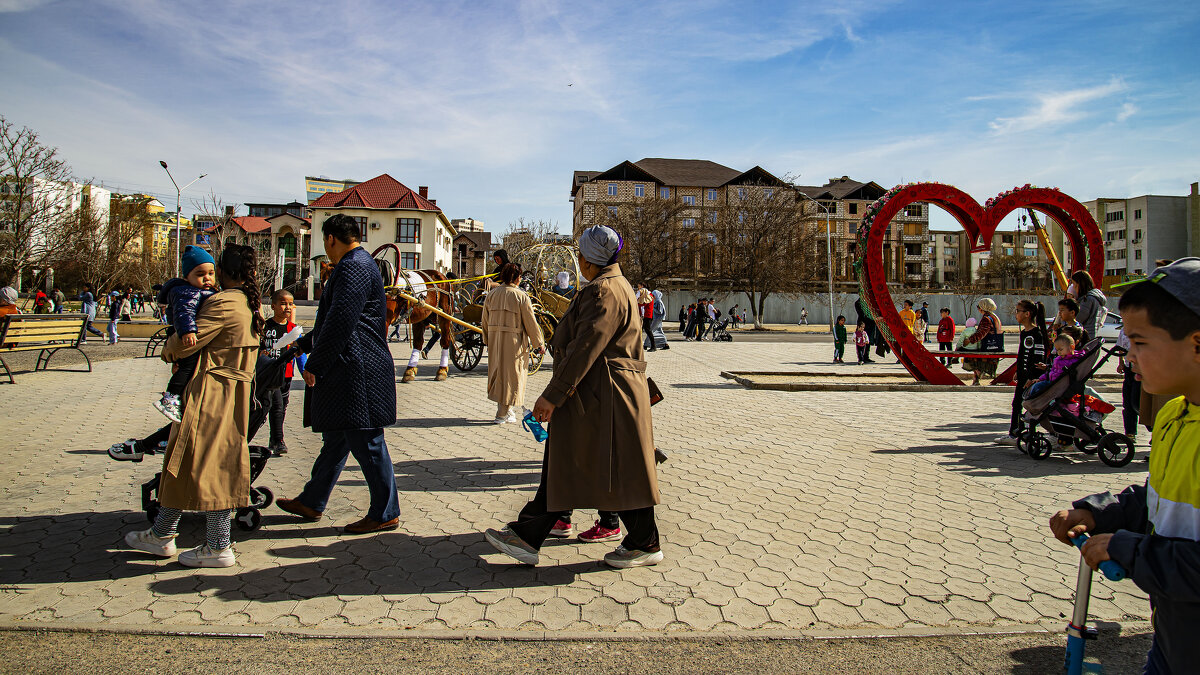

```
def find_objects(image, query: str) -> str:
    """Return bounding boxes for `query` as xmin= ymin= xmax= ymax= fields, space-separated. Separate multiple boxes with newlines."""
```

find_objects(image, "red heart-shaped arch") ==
xmin=856 ymin=184 xmax=1104 ymax=385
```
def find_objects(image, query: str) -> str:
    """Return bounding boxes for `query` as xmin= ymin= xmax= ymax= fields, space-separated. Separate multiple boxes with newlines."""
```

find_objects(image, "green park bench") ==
xmin=0 ymin=313 xmax=92 ymax=384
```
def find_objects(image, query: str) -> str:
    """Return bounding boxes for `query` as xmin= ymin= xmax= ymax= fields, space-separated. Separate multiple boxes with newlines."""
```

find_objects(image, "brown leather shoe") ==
xmin=277 ymin=498 xmax=322 ymax=522
xmin=344 ymin=516 xmax=400 ymax=535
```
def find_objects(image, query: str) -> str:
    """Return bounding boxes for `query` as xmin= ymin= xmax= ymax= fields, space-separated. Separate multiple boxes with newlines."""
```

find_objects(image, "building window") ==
xmin=1024 ymin=248 xmax=1037 ymax=257
xmin=659 ymin=187 xmax=670 ymax=199
xmin=607 ymin=206 xmax=618 ymax=218
xmin=707 ymin=189 xmax=717 ymax=201
xmin=738 ymin=188 xmax=747 ymax=199
xmin=1133 ymin=229 xmax=1142 ymax=241
xmin=682 ymin=218 xmax=695 ymax=228
xmin=849 ymin=223 xmax=857 ymax=234
xmin=738 ymin=211 xmax=745 ymax=224
xmin=848 ymin=203 xmax=858 ymax=214
xmin=634 ymin=184 xmax=644 ymax=198
xmin=682 ymin=195 xmax=695 ymax=206
xmin=1134 ymin=209 xmax=1142 ymax=219
xmin=352 ymin=216 xmax=368 ymax=241
xmin=764 ymin=189 xmax=773 ymax=199
xmin=635 ymin=207 xmax=644 ymax=218
xmin=707 ymin=212 xmax=717 ymax=224
xmin=607 ymin=183 xmax=617 ymax=196
xmin=395 ymin=217 xmax=421 ymax=243
xmin=279 ymin=233 xmax=297 ymax=258
xmin=904 ymin=205 xmax=922 ymax=217
xmin=1105 ymin=211 xmax=1125 ymax=223
xmin=1135 ymin=249 xmax=1143 ymax=260
xmin=401 ymin=252 xmax=420 ymax=269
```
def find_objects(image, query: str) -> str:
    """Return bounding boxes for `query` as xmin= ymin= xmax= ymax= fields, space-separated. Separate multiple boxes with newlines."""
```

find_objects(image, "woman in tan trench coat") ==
xmin=485 ymin=224 xmax=661 ymax=569
xmin=123 ymin=245 xmax=264 ymax=568
xmin=481 ymin=263 xmax=544 ymax=424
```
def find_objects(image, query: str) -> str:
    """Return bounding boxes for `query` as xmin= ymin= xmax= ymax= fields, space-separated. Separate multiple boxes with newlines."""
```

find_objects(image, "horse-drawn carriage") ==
xmin=369 ymin=242 xmax=579 ymax=381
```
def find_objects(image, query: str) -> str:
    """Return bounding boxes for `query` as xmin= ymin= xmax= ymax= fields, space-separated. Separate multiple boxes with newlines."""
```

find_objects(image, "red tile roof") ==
xmin=231 ymin=216 xmax=272 ymax=233
xmin=308 ymin=173 xmax=442 ymax=212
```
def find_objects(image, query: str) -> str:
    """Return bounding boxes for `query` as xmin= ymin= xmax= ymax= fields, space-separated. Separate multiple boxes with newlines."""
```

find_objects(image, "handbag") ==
xmin=980 ymin=315 xmax=1005 ymax=352
xmin=647 ymin=377 xmax=664 ymax=406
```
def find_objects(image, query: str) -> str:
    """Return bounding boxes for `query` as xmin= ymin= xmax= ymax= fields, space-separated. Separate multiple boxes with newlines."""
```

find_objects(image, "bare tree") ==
xmin=605 ymin=196 xmax=694 ymax=287
xmin=52 ymin=191 xmax=153 ymax=294
xmin=0 ymin=116 xmax=74 ymax=290
xmin=977 ymin=253 xmax=1034 ymax=291
xmin=192 ymin=192 xmax=277 ymax=290
xmin=710 ymin=185 xmax=822 ymax=328
xmin=500 ymin=218 xmax=563 ymax=259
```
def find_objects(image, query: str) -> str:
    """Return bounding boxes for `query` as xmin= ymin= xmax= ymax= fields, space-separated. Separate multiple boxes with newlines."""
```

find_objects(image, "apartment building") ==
xmin=307 ymin=174 xmax=457 ymax=298
xmin=1084 ymin=182 xmax=1199 ymax=287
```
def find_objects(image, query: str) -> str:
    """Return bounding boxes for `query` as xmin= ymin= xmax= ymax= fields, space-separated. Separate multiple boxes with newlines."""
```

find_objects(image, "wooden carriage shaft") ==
xmin=392 ymin=290 xmax=484 ymax=334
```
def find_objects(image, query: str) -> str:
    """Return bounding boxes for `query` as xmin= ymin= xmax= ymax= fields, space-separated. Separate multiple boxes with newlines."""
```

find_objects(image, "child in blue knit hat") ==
xmin=151 ymin=245 xmax=217 ymax=424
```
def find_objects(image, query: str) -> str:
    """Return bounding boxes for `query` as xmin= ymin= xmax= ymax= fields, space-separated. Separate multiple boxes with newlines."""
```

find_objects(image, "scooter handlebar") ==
xmin=1070 ymin=534 xmax=1127 ymax=582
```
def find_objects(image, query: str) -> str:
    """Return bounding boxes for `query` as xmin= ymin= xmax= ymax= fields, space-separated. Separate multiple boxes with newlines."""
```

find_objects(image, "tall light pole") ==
xmin=795 ymin=189 xmax=837 ymax=329
xmin=159 ymin=161 xmax=206 ymax=278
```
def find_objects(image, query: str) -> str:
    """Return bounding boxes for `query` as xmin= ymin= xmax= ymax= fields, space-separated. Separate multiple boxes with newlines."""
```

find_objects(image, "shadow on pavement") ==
xmin=1009 ymin=625 xmax=1151 ymax=674
xmin=147 ymin=531 xmax=609 ymax=600
xmin=337 ymin=457 xmax=542 ymax=492
xmin=391 ymin=417 xmax=496 ymax=428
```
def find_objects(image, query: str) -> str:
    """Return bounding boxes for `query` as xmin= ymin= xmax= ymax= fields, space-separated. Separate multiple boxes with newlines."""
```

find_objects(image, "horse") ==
xmin=316 ymin=246 xmax=456 ymax=382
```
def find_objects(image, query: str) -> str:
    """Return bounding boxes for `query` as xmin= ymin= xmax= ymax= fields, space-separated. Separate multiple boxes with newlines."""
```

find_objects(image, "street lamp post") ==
xmin=159 ymin=161 xmax=206 ymax=278
xmin=796 ymin=189 xmax=838 ymax=329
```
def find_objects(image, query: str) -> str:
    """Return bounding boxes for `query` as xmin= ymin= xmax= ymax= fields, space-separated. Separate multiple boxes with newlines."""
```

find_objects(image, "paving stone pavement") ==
xmin=0 ymin=340 xmax=1151 ymax=633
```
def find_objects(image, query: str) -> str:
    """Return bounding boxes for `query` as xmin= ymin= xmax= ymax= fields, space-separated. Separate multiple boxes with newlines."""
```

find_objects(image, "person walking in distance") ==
xmin=936 ymin=307 xmax=956 ymax=365
xmin=833 ymin=315 xmax=847 ymax=363
xmin=277 ymin=214 xmax=401 ymax=535
xmin=484 ymin=224 xmax=663 ymax=568
xmin=854 ymin=321 xmax=869 ymax=364
xmin=78 ymin=284 xmax=104 ymax=343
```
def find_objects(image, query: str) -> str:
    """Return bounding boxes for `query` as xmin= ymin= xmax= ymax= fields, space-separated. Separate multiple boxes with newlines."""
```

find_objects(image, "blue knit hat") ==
xmin=181 ymin=245 xmax=215 ymax=278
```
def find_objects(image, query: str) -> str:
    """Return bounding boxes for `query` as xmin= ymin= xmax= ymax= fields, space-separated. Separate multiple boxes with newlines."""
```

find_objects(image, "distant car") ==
xmin=1097 ymin=311 xmax=1122 ymax=341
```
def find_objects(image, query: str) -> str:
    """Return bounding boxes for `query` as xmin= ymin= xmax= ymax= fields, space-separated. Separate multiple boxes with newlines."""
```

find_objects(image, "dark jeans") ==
xmin=641 ymin=317 xmax=655 ymax=350
xmin=856 ymin=345 xmax=869 ymax=363
xmin=1009 ymin=377 xmax=1029 ymax=437
xmin=560 ymin=510 xmax=619 ymax=529
xmin=422 ymin=328 xmax=440 ymax=354
xmin=268 ymin=379 xmax=292 ymax=445
xmin=939 ymin=341 xmax=954 ymax=365
xmin=1122 ymin=367 xmax=1141 ymax=436
xmin=83 ymin=319 xmax=103 ymax=337
xmin=141 ymin=423 xmax=172 ymax=451
xmin=166 ymin=352 xmax=199 ymax=396
xmin=298 ymin=428 xmax=399 ymax=523
xmin=508 ymin=444 xmax=659 ymax=552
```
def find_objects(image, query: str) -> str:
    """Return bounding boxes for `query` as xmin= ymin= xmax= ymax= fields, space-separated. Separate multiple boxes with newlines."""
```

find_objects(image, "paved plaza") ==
xmin=0 ymin=339 xmax=1151 ymax=636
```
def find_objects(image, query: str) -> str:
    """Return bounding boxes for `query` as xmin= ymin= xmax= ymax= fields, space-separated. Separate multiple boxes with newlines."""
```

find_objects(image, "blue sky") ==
xmin=1 ymin=0 xmax=1198 ymax=234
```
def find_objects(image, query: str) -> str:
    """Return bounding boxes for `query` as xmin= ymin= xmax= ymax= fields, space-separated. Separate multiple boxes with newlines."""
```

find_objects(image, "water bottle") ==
xmin=521 ymin=407 xmax=548 ymax=442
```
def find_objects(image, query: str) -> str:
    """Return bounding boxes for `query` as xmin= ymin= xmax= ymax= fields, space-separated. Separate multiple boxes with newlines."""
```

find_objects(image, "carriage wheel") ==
xmin=528 ymin=347 xmax=544 ymax=375
xmin=452 ymin=330 xmax=483 ymax=371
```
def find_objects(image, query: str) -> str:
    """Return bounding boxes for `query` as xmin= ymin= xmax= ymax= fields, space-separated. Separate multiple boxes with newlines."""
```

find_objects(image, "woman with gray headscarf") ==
xmin=646 ymin=289 xmax=668 ymax=350
xmin=485 ymin=224 xmax=662 ymax=569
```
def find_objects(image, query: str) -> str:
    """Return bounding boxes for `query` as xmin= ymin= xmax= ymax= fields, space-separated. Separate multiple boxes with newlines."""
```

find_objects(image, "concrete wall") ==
xmin=657 ymin=290 xmax=1121 ymax=328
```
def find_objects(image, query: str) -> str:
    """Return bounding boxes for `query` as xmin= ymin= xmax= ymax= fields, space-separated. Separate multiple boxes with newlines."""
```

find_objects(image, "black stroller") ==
xmin=708 ymin=318 xmax=733 ymax=342
xmin=139 ymin=344 xmax=301 ymax=531
xmin=1017 ymin=338 xmax=1135 ymax=467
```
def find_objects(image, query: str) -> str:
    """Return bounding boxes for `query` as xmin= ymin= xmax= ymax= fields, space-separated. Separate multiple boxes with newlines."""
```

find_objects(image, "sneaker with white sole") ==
xmin=504 ymin=411 xmax=518 ymax=424
xmin=153 ymin=393 xmax=182 ymax=424
xmin=603 ymin=545 xmax=663 ymax=568
xmin=578 ymin=520 xmax=623 ymax=543
xmin=124 ymin=529 xmax=177 ymax=557
xmin=179 ymin=544 xmax=236 ymax=568
xmin=549 ymin=519 xmax=573 ymax=537
xmin=484 ymin=527 xmax=539 ymax=565
xmin=994 ymin=435 xmax=1018 ymax=446
xmin=108 ymin=439 xmax=144 ymax=462
xmin=493 ymin=416 xmax=508 ymax=424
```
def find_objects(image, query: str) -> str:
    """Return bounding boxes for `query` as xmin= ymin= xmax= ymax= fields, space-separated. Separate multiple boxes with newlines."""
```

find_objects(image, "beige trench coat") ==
xmin=540 ymin=264 xmax=658 ymax=512
xmin=482 ymin=284 xmax=544 ymax=406
xmin=158 ymin=290 xmax=258 ymax=512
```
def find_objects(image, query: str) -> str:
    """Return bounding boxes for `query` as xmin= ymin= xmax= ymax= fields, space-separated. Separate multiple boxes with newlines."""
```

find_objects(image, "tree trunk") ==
xmin=744 ymin=290 xmax=761 ymax=329
xmin=755 ymin=292 xmax=770 ymax=330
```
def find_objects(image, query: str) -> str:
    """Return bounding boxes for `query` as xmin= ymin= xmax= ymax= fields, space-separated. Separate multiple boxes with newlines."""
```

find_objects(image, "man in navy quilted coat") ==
xmin=277 ymin=214 xmax=401 ymax=534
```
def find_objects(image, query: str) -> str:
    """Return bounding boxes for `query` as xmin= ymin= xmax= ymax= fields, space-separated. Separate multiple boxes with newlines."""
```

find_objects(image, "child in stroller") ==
xmin=109 ymin=342 xmax=303 ymax=532
xmin=1018 ymin=337 xmax=1135 ymax=467
xmin=708 ymin=318 xmax=733 ymax=342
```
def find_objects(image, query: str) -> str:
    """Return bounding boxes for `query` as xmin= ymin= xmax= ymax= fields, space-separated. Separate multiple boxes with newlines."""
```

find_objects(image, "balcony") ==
xmin=901 ymin=234 xmax=925 ymax=243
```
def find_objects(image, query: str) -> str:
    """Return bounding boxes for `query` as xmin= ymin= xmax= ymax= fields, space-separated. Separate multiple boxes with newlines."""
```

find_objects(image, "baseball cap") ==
xmin=1115 ymin=257 xmax=1200 ymax=317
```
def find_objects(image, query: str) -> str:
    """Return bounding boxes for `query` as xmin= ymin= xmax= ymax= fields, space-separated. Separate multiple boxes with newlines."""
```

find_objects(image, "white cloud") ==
xmin=987 ymin=78 xmax=1126 ymax=134
xmin=0 ymin=0 xmax=55 ymax=12
xmin=1117 ymin=101 xmax=1138 ymax=121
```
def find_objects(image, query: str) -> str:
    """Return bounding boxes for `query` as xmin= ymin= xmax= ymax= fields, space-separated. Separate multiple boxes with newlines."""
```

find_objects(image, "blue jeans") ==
xmin=298 ymin=428 xmax=399 ymax=522
xmin=107 ymin=318 xmax=120 ymax=343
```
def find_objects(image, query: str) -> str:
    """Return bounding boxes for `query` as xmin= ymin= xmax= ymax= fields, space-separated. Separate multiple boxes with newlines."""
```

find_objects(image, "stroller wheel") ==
xmin=235 ymin=507 xmax=262 ymax=532
xmin=1073 ymin=437 xmax=1098 ymax=454
xmin=1021 ymin=433 xmax=1053 ymax=460
xmin=1097 ymin=433 xmax=1135 ymax=468
xmin=250 ymin=487 xmax=274 ymax=509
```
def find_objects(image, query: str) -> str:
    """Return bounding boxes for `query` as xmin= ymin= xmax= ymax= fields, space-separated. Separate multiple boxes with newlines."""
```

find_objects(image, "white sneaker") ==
xmin=994 ymin=435 xmax=1019 ymax=446
xmin=153 ymin=393 xmax=182 ymax=424
xmin=505 ymin=411 xmax=518 ymax=424
xmin=179 ymin=544 xmax=236 ymax=568
xmin=603 ymin=545 xmax=664 ymax=568
xmin=493 ymin=417 xmax=508 ymax=424
xmin=124 ymin=529 xmax=177 ymax=557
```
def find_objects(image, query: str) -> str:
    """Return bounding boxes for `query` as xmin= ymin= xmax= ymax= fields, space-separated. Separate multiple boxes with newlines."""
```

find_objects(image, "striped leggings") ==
xmin=152 ymin=507 xmax=233 ymax=551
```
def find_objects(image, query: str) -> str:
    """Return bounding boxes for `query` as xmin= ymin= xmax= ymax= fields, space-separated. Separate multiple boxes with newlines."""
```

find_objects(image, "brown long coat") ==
xmin=158 ymin=290 xmax=258 ymax=512
xmin=481 ymin=284 xmax=544 ymax=407
xmin=540 ymin=264 xmax=658 ymax=512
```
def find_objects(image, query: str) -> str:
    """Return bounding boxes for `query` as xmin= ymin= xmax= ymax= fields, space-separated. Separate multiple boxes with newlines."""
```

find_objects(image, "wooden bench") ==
xmin=0 ymin=314 xmax=92 ymax=384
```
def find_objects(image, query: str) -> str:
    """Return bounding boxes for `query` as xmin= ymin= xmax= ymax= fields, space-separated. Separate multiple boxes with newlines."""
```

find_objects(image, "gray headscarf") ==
xmin=0 ymin=286 xmax=17 ymax=305
xmin=578 ymin=225 xmax=621 ymax=266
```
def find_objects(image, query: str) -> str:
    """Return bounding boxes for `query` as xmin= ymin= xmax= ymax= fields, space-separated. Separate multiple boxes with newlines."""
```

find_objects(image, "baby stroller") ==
xmin=708 ymin=318 xmax=733 ymax=342
xmin=138 ymin=344 xmax=302 ymax=532
xmin=1017 ymin=339 xmax=1134 ymax=467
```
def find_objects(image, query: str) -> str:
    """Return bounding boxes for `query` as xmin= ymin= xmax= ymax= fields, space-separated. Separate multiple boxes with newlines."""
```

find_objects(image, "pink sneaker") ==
xmin=549 ymin=519 xmax=573 ymax=538
xmin=578 ymin=520 xmax=622 ymax=543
